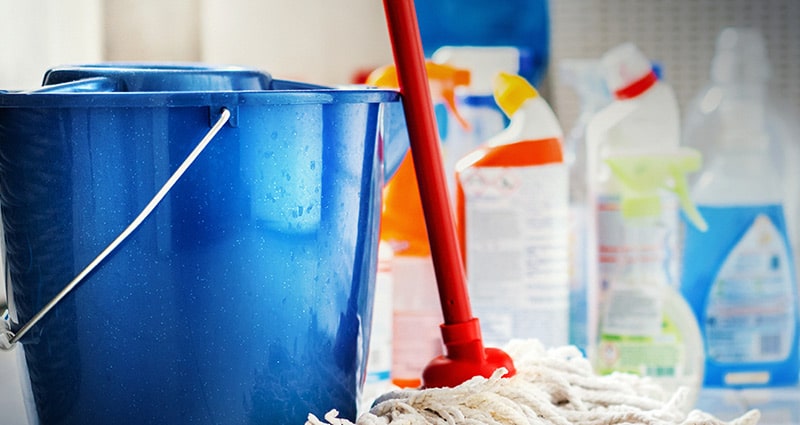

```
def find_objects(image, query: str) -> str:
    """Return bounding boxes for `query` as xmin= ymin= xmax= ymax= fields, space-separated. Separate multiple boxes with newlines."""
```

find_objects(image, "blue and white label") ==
xmin=682 ymin=205 xmax=800 ymax=386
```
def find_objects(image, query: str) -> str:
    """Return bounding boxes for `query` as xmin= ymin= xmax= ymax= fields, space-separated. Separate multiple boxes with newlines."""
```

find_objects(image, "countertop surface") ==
xmin=3 ymin=351 xmax=799 ymax=424
xmin=696 ymin=387 xmax=800 ymax=425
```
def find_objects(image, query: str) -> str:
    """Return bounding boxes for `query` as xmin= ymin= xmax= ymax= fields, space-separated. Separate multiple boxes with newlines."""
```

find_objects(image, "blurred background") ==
xmin=1 ymin=0 xmax=798 ymax=131
xmin=1 ymin=1 xmax=800 ymax=423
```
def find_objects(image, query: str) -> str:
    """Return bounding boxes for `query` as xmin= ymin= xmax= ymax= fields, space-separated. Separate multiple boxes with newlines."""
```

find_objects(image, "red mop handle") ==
xmin=382 ymin=0 xmax=471 ymax=325
xmin=383 ymin=0 xmax=516 ymax=388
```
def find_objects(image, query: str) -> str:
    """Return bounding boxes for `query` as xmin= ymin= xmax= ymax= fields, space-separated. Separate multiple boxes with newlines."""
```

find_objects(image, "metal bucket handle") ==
xmin=0 ymin=108 xmax=233 ymax=350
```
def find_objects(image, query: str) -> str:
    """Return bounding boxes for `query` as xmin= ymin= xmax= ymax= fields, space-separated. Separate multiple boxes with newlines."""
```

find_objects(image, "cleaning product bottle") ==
xmin=558 ymin=59 xmax=611 ymax=354
xmin=431 ymin=46 xmax=521 ymax=203
xmin=455 ymin=72 xmax=569 ymax=348
xmin=361 ymin=241 xmax=394 ymax=409
xmin=380 ymin=157 xmax=442 ymax=389
xmin=585 ymin=43 xmax=703 ymax=397
xmin=596 ymin=148 xmax=706 ymax=400
xmin=585 ymin=43 xmax=682 ymax=358
xmin=367 ymin=62 xmax=471 ymax=389
xmin=681 ymin=27 xmax=800 ymax=388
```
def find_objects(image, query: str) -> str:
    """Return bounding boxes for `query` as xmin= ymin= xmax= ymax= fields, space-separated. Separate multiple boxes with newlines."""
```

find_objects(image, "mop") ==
xmin=310 ymin=1 xmax=761 ymax=423
xmin=308 ymin=339 xmax=760 ymax=425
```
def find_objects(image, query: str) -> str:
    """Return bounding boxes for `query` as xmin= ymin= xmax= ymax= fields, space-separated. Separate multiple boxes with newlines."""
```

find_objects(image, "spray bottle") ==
xmin=432 ymin=46 xmax=521 ymax=202
xmin=455 ymin=72 xmax=569 ymax=348
xmin=585 ymin=43 xmax=702 ymax=398
xmin=596 ymin=148 xmax=706 ymax=400
xmin=367 ymin=62 xmax=471 ymax=389
xmin=586 ymin=43 xmax=682 ymax=357
xmin=681 ymin=27 xmax=800 ymax=387
xmin=559 ymin=59 xmax=611 ymax=353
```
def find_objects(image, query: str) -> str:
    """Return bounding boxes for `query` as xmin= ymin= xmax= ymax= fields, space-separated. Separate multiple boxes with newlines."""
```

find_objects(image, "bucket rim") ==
xmin=0 ymin=88 xmax=401 ymax=108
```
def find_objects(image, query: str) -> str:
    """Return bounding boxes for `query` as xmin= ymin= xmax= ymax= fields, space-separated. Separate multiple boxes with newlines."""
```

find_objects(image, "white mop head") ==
xmin=307 ymin=339 xmax=760 ymax=425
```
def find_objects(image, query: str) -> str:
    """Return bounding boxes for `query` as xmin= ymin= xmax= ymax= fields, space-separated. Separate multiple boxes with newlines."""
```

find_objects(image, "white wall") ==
xmin=4 ymin=0 xmax=799 ymax=117
xmin=103 ymin=0 xmax=201 ymax=63
xmin=0 ymin=0 xmax=103 ymax=90
xmin=0 ymin=0 xmax=394 ymax=89
xmin=200 ymin=0 xmax=393 ymax=85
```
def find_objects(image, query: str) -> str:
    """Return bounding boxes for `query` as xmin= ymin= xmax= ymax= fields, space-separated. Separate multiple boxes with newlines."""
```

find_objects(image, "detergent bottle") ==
xmin=681 ymin=28 xmax=800 ymax=387
xmin=559 ymin=59 xmax=611 ymax=354
xmin=585 ymin=43 xmax=683 ymax=359
xmin=368 ymin=62 xmax=470 ymax=389
xmin=595 ymin=148 xmax=706 ymax=401
xmin=432 ymin=46 xmax=521 ymax=202
xmin=455 ymin=72 xmax=569 ymax=348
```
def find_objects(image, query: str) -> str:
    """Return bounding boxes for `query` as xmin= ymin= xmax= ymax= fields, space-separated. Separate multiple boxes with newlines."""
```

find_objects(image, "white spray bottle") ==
xmin=586 ymin=43 xmax=703 ymax=399
xmin=598 ymin=149 xmax=706 ymax=402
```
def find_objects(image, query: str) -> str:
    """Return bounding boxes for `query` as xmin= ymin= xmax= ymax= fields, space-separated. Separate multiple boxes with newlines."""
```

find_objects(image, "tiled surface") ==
xmin=548 ymin=0 xmax=800 ymax=134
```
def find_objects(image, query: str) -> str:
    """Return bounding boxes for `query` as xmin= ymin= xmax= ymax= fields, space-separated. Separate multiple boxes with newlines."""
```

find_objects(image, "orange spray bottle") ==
xmin=455 ymin=72 xmax=569 ymax=349
xmin=367 ymin=62 xmax=470 ymax=388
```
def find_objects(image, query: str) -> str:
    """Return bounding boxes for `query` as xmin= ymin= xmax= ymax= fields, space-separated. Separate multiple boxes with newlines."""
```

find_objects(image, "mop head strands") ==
xmin=307 ymin=339 xmax=760 ymax=425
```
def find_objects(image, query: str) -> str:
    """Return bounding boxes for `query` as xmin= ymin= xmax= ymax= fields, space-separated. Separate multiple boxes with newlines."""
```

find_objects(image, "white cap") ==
xmin=432 ymin=46 xmax=520 ymax=95
xmin=601 ymin=43 xmax=655 ymax=98
xmin=711 ymin=27 xmax=770 ymax=84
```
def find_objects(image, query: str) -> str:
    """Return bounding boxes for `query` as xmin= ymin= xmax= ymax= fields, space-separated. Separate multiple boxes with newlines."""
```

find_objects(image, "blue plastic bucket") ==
xmin=0 ymin=64 xmax=406 ymax=424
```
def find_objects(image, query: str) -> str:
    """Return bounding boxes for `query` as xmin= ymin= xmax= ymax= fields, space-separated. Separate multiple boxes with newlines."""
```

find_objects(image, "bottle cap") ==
xmin=711 ymin=27 xmax=770 ymax=84
xmin=601 ymin=43 xmax=657 ymax=100
xmin=492 ymin=71 xmax=539 ymax=117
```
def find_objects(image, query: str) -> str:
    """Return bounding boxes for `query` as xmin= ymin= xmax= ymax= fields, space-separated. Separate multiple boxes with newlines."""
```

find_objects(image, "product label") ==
xmin=682 ymin=205 xmax=799 ymax=386
xmin=596 ymin=291 xmax=686 ymax=379
xmin=389 ymin=256 xmax=443 ymax=385
xmin=602 ymin=281 xmax=663 ymax=337
xmin=597 ymin=333 xmax=682 ymax=377
xmin=460 ymin=163 xmax=569 ymax=347
xmin=596 ymin=195 xmax=680 ymax=294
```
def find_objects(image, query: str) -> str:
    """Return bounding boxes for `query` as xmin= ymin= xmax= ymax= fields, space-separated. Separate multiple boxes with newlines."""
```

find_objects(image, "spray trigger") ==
xmin=367 ymin=62 xmax=472 ymax=130
xmin=605 ymin=147 xmax=708 ymax=231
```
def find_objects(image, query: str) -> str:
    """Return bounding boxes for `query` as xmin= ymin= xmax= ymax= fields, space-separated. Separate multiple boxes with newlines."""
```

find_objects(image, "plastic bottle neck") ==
xmin=488 ymin=97 xmax=562 ymax=147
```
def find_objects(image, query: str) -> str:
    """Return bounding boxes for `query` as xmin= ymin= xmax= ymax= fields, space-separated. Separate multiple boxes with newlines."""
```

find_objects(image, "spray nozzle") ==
xmin=492 ymin=71 xmax=539 ymax=118
xmin=604 ymin=147 xmax=708 ymax=231
xmin=367 ymin=61 xmax=472 ymax=130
